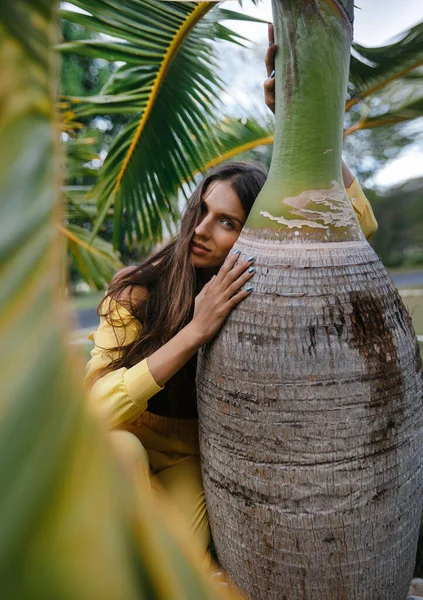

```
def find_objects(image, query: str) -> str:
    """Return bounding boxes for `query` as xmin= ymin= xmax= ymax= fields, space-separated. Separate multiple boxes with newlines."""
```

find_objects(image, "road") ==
xmin=74 ymin=270 xmax=423 ymax=331
xmin=76 ymin=307 xmax=98 ymax=330
xmin=390 ymin=271 xmax=423 ymax=287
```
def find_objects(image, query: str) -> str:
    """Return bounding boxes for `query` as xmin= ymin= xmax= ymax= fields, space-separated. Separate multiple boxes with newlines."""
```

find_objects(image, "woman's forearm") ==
xmin=146 ymin=323 xmax=204 ymax=388
xmin=342 ymin=160 xmax=354 ymax=188
xmin=146 ymin=254 xmax=254 ymax=388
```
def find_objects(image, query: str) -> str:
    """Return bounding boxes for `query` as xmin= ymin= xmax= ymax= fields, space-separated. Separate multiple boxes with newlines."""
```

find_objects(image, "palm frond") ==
xmin=345 ymin=82 xmax=423 ymax=136
xmin=190 ymin=116 xmax=274 ymax=174
xmin=65 ymin=188 xmax=97 ymax=219
xmin=348 ymin=21 xmax=423 ymax=110
xmin=0 ymin=3 xmax=243 ymax=597
xmin=59 ymin=1 xmax=269 ymax=249
xmin=60 ymin=224 xmax=123 ymax=289
xmin=66 ymin=137 xmax=99 ymax=180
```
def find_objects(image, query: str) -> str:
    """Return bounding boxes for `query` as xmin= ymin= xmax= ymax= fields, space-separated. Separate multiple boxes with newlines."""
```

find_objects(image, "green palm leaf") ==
xmin=189 ymin=116 xmax=274 ymax=173
xmin=0 ymin=3 xmax=242 ymax=597
xmin=61 ymin=223 xmax=123 ymax=289
xmin=345 ymin=83 xmax=423 ymax=136
xmin=65 ymin=187 xmax=96 ymax=218
xmin=348 ymin=21 xmax=423 ymax=110
xmin=59 ymin=1 xmax=269 ymax=249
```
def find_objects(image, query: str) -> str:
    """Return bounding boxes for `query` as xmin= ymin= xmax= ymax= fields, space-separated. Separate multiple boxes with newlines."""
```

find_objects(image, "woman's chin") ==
xmin=190 ymin=251 xmax=217 ymax=269
xmin=191 ymin=253 xmax=209 ymax=268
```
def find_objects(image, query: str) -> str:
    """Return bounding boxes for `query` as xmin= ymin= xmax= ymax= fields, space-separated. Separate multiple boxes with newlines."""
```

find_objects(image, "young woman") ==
xmin=85 ymin=31 xmax=378 ymax=555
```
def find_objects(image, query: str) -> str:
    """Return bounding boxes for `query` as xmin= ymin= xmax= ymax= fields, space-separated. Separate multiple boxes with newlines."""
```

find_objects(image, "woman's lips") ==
xmin=191 ymin=242 xmax=211 ymax=255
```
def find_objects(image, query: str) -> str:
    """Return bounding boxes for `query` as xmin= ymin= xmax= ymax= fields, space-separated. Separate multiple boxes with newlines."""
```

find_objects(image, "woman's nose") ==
xmin=195 ymin=216 xmax=211 ymax=238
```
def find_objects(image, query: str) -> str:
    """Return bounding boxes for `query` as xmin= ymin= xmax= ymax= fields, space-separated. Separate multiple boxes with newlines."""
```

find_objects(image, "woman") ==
xmin=85 ymin=34 xmax=378 ymax=555
xmin=86 ymin=161 xmax=268 ymax=554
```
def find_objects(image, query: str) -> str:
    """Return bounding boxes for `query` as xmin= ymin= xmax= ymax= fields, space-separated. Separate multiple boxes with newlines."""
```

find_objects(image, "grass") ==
xmin=71 ymin=290 xmax=104 ymax=312
xmin=399 ymin=293 xmax=423 ymax=336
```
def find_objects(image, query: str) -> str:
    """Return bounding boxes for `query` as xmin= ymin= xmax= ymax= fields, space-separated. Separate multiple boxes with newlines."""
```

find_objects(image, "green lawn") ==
xmin=71 ymin=290 xmax=104 ymax=312
xmin=400 ymin=293 xmax=423 ymax=336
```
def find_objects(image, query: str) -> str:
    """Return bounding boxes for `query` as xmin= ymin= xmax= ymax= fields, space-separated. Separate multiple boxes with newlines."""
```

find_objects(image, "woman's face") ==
xmin=190 ymin=180 xmax=246 ymax=270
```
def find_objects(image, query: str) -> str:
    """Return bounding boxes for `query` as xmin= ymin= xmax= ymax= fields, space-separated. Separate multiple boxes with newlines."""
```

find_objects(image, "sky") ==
xmin=222 ymin=0 xmax=423 ymax=48
xmin=220 ymin=0 xmax=423 ymax=188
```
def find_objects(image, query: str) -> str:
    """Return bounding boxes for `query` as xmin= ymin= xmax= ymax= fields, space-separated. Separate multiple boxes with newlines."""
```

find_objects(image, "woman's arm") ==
xmin=147 ymin=252 xmax=254 ymax=386
xmin=86 ymin=253 xmax=254 ymax=426
xmin=85 ymin=297 xmax=163 ymax=427
xmin=342 ymin=161 xmax=354 ymax=188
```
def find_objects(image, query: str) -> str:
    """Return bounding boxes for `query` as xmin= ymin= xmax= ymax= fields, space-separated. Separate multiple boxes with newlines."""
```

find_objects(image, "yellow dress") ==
xmin=85 ymin=178 xmax=377 ymax=552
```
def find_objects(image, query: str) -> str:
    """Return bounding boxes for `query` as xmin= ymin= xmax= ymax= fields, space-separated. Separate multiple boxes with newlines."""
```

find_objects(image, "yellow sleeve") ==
xmin=346 ymin=178 xmax=378 ymax=241
xmin=85 ymin=296 xmax=163 ymax=429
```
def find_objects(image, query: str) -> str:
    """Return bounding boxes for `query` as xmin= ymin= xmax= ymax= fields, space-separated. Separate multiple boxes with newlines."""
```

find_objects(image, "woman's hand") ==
xmin=146 ymin=254 xmax=254 ymax=387
xmin=264 ymin=23 xmax=276 ymax=114
xmin=190 ymin=252 xmax=255 ymax=345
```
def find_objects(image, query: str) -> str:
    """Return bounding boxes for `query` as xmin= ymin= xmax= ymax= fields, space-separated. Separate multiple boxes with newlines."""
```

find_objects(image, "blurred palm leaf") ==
xmin=65 ymin=136 xmax=99 ymax=180
xmin=65 ymin=187 xmax=96 ymax=218
xmin=345 ymin=83 xmax=423 ymax=136
xmin=59 ymin=1 xmax=270 ymax=249
xmin=348 ymin=21 xmax=423 ymax=109
xmin=344 ymin=21 xmax=423 ymax=135
xmin=0 ymin=3 xmax=241 ymax=598
xmin=60 ymin=223 xmax=123 ymax=289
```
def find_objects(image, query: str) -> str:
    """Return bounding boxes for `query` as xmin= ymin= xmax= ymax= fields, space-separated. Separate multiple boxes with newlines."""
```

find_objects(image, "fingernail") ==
xmin=246 ymin=286 xmax=253 ymax=292
xmin=233 ymin=249 xmax=240 ymax=255
xmin=270 ymin=70 xmax=275 ymax=79
xmin=248 ymin=267 xmax=255 ymax=273
xmin=247 ymin=256 xmax=255 ymax=262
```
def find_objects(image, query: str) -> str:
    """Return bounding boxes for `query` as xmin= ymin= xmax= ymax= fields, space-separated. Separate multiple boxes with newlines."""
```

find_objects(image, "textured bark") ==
xmin=197 ymin=0 xmax=423 ymax=597
xmin=198 ymin=234 xmax=423 ymax=599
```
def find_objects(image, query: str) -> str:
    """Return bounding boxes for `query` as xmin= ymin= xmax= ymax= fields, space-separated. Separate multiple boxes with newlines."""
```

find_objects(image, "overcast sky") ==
xmin=222 ymin=0 xmax=423 ymax=47
xmin=221 ymin=0 xmax=423 ymax=187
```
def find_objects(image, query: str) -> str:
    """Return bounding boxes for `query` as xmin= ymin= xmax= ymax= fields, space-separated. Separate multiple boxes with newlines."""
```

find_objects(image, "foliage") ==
xmin=0 ymin=2 xmax=242 ymax=598
xmin=368 ymin=177 xmax=423 ymax=267
xmin=59 ymin=2 xmax=423 ymax=286
xmin=59 ymin=1 xmax=271 ymax=254
xmin=346 ymin=21 xmax=423 ymax=133
xmin=61 ymin=19 xmax=115 ymax=97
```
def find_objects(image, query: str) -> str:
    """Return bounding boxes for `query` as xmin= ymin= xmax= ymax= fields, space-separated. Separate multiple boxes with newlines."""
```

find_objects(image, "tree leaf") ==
xmin=0 ymin=4 xmax=242 ymax=598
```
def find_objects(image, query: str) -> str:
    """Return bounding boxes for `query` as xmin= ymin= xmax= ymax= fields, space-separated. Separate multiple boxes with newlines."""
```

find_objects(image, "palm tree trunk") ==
xmin=197 ymin=1 xmax=423 ymax=598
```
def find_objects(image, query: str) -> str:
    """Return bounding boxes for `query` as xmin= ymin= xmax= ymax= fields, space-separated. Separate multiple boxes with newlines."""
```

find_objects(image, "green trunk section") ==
xmin=246 ymin=0 xmax=362 ymax=243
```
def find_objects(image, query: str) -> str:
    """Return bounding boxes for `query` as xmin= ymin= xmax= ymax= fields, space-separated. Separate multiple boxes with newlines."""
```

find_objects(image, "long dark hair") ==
xmin=98 ymin=161 xmax=268 ymax=373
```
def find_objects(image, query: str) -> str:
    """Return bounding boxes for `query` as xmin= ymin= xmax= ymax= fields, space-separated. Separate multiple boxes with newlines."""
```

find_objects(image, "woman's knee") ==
xmin=109 ymin=429 xmax=150 ymax=473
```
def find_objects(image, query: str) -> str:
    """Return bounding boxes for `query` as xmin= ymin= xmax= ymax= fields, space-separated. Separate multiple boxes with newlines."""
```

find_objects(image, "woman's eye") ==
xmin=200 ymin=202 xmax=207 ymax=214
xmin=221 ymin=219 xmax=235 ymax=229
